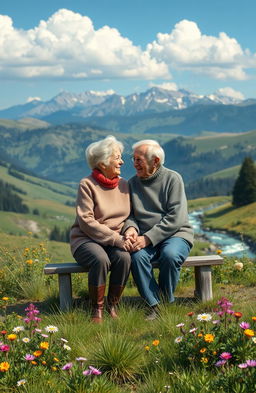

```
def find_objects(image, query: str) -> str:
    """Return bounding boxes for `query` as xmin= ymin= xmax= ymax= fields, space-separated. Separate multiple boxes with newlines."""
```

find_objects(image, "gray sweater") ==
xmin=123 ymin=165 xmax=194 ymax=247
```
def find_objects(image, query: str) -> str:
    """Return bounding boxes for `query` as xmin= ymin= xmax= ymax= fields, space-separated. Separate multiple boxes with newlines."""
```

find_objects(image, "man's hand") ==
xmin=124 ymin=227 xmax=138 ymax=243
xmin=132 ymin=235 xmax=151 ymax=251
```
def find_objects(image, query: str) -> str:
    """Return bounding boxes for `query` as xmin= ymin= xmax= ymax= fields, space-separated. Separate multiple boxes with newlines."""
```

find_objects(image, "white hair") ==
xmin=132 ymin=139 xmax=165 ymax=165
xmin=85 ymin=135 xmax=124 ymax=169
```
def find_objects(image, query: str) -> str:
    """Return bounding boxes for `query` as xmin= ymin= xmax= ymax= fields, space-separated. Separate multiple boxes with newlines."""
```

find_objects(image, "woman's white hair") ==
xmin=132 ymin=139 xmax=165 ymax=165
xmin=85 ymin=135 xmax=124 ymax=169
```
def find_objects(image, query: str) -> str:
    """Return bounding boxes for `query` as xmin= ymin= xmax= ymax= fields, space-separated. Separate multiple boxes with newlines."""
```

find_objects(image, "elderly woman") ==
xmin=70 ymin=135 xmax=132 ymax=323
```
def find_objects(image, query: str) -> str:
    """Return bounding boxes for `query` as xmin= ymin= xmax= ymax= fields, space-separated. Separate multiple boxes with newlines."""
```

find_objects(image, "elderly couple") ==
xmin=70 ymin=136 xmax=194 ymax=323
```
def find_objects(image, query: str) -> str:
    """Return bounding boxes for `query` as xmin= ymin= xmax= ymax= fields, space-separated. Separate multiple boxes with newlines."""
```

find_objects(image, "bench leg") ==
xmin=58 ymin=273 xmax=72 ymax=311
xmin=194 ymin=266 xmax=213 ymax=301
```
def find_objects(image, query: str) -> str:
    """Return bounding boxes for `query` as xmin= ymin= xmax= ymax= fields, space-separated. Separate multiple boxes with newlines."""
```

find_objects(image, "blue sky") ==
xmin=0 ymin=0 xmax=256 ymax=109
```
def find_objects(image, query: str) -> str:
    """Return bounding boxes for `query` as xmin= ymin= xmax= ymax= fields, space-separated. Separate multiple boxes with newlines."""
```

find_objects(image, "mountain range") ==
xmin=1 ymin=87 xmax=256 ymax=135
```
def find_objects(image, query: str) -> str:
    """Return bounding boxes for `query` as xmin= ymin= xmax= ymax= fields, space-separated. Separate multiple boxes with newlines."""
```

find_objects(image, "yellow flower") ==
xmin=51 ymin=366 xmax=57 ymax=371
xmin=198 ymin=333 xmax=203 ymax=337
xmin=204 ymin=334 xmax=214 ymax=343
xmin=7 ymin=334 xmax=17 ymax=341
xmin=40 ymin=342 xmax=49 ymax=350
xmin=31 ymin=361 xmax=37 ymax=366
xmin=42 ymin=361 xmax=47 ymax=365
xmin=152 ymin=340 xmax=160 ymax=346
xmin=33 ymin=350 xmax=43 ymax=357
xmin=212 ymin=351 xmax=217 ymax=355
xmin=200 ymin=348 xmax=207 ymax=353
xmin=144 ymin=346 xmax=150 ymax=351
xmin=234 ymin=262 xmax=243 ymax=271
xmin=2 ymin=297 xmax=9 ymax=301
xmin=252 ymin=316 xmax=256 ymax=322
xmin=244 ymin=329 xmax=255 ymax=337
xmin=0 ymin=362 xmax=10 ymax=372
xmin=217 ymin=249 xmax=222 ymax=255
xmin=53 ymin=357 xmax=59 ymax=362
xmin=200 ymin=357 xmax=208 ymax=363
xmin=26 ymin=259 xmax=33 ymax=265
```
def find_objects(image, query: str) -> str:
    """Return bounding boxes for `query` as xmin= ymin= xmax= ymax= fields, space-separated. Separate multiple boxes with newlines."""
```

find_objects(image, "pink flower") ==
xmin=25 ymin=354 xmax=35 ymax=361
xmin=215 ymin=360 xmax=227 ymax=367
xmin=239 ymin=322 xmax=250 ymax=330
xmin=83 ymin=366 xmax=102 ymax=375
xmin=246 ymin=360 xmax=256 ymax=367
xmin=0 ymin=345 xmax=10 ymax=352
xmin=220 ymin=352 xmax=232 ymax=360
xmin=238 ymin=363 xmax=248 ymax=369
xmin=62 ymin=362 xmax=73 ymax=371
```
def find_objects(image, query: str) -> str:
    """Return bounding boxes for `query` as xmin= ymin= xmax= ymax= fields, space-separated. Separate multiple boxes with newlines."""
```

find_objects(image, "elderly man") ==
xmin=123 ymin=139 xmax=194 ymax=320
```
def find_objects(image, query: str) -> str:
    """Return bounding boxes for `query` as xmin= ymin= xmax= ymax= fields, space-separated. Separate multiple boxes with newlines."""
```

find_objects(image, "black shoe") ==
xmin=145 ymin=305 xmax=159 ymax=321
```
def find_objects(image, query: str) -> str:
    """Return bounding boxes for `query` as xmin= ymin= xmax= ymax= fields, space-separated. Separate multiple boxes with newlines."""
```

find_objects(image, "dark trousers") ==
xmin=74 ymin=241 xmax=131 ymax=287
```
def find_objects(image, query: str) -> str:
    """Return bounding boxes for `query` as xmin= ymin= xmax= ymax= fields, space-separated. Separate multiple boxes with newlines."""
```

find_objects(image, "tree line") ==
xmin=0 ymin=180 xmax=29 ymax=213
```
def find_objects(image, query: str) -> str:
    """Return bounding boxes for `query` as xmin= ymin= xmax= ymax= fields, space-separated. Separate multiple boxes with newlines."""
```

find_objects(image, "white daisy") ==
xmin=197 ymin=313 xmax=212 ymax=322
xmin=63 ymin=344 xmax=71 ymax=351
xmin=22 ymin=337 xmax=30 ymax=343
xmin=17 ymin=379 xmax=26 ymax=386
xmin=13 ymin=326 xmax=25 ymax=333
xmin=174 ymin=336 xmax=183 ymax=343
xmin=45 ymin=325 xmax=58 ymax=333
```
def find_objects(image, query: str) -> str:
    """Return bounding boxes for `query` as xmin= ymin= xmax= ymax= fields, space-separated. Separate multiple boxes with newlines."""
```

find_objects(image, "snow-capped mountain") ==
xmin=0 ymin=87 xmax=244 ymax=120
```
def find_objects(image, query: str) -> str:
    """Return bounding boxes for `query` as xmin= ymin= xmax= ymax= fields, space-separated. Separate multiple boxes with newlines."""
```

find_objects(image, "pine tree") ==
xmin=232 ymin=156 xmax=256 ymax=207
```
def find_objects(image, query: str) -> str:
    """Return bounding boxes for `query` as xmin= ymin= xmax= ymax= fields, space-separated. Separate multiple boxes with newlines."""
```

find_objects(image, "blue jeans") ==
xmin=131 ymin=237 xmax=191 ymax=306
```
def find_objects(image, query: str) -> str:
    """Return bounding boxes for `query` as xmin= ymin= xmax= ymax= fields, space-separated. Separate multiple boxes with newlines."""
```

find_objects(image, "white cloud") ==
xmin=149 ymin=82 xmax=178 ymax=91
xmin=0 ymin=9 xmax=169 ymax=80
xmin=147 ymin=19 xmax=255 ymax=80
xmin=26 ymin=97 xmax=42 ymax=103
xmin=215 ymin=87 xmax=245 ymax=100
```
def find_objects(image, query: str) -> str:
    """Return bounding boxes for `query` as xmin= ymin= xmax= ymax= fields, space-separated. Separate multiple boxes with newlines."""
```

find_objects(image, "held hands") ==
xmin=123 ymin=227 xmax=151 ymax=252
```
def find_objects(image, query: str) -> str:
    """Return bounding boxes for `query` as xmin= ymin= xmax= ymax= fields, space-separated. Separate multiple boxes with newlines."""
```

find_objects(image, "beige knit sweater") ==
xmin=70 ymin=175 xmax=130 ymax=255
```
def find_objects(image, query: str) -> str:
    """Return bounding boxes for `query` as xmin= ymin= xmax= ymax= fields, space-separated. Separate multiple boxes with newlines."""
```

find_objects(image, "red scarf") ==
xmin=92 ymin=168 xmax=120 ymax=189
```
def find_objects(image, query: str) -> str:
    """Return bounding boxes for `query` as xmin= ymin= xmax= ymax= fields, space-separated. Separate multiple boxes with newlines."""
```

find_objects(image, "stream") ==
xmin=189 ymin=210 xmax=256 ymax=259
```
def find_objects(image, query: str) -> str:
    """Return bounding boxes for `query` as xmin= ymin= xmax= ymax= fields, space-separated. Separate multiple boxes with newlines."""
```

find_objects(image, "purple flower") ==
xmin=239 ymin=322 xmax=250 ymax=330
xmin=83 ymin=366 xmax=102 ymax=375
xmin=220 ymin=352 xmax=232 ymax=360
xmin=215 ymin=360 xmax=227 ymax=367
xmin=246 ymin=360 xmax=256 ymax=367
xmin=25 ymin=354 xmax=35 ymax=361
xmin=62 ymin=362 xmax=73 ymax=371
xmin=238 ymin=363 xmax=248 ymax=369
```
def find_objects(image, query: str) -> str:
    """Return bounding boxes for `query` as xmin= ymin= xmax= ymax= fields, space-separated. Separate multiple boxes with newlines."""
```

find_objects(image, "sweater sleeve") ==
xmin=144 ymin=175 xmax=189 ymax=246
xmin=76 ymin=181 xmax=124 ymax=247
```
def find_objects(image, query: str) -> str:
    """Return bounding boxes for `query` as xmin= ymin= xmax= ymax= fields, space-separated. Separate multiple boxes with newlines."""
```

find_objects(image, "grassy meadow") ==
xmin=1 ymin=169 xmax=256 ymax=392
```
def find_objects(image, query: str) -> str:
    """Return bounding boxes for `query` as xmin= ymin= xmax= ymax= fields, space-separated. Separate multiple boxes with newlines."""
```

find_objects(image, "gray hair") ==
xmin=85 ymin=135 xmax=124 ymax=169
xmin=132 ymin=139 xmax=165 ymax=165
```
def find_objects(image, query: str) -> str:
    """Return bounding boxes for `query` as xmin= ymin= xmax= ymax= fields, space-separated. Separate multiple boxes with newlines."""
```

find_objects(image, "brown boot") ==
xmin=107 ymin=285 xmax=125 ymax=319
xmin=88 ymin=285 xmax=105 ymax=323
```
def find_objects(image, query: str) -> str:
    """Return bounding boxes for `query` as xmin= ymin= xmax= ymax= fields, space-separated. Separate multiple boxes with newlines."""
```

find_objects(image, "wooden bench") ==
xmin=44 ymin=255 xmax=223 ymax=311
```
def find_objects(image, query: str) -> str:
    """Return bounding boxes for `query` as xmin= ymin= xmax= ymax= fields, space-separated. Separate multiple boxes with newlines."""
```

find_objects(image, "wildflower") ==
xmin=200 ymin=357 xmax=208 ymax=363
xmin=7 ymin=334 xmax=17 ymax=341
xmin=200 ymin=348 xmax=207 ymax=353
xmin=62 ymin=362 xmax=73 ymax=371
xmin=25 ymin=354 xmax=35 ymax=361
xmin=204 ymin=334 xmax=214 ymax=343
xmin=13 ymin=326 xmax=25 ymax=333
xmin=144 ymin=345 xmax=150 ymax=351
xmin=234 ymin=261 xmax=243 ymax=271
xmin=174 ymin=336 xmax=183 ymax=343
xmin=0 ymin=362 xmax=10 ymax=372
xmin=240 ymin=322 xmax=250 ymax=329
xmin=187 ymin=311 xmax=194 ymax=317
xmin=17 ymin=379 xmax=26 ymax=386
xmin=63 ymin=344 xmax=71 ymax=351
xmin=22 ymin=337 xmax=30 ymax=343
xmin=41 ymin=334 xmax=49 ymax=338
xmin=152 ymin=340 xmax=160 ymax=346
xmin=45 ymin=325 xmax=58 ymax=333
xmin=212 ymin=351 xmax=217 ymax=355
xmin=39 ymin=341 xmax=49 ymax=350
xmin=244 ymin=329 xmax=255 ymax=337
xmin=234 ymin=312 xmax=243 ymax=319
xmin=189 ymin=327 xmax=197 ymax=333
xmin=51 ymin=366 xmax=57 ymax=371
xmin=0 ymin=345 xmax=10 ymax=352
xmin=246 ymin=360 xmax=256 ymax=367
xmin=215 ymin=360 xmax=227 ymax=367
xmin=1 ymin=330 xmax=7 ymax=336
xmin=33 ymin=350 xmax=43 ymax=357
xmin=220 ymin=352 xmax=232 ymax=360
xmin=197 ymin=333 xmax=203 ymax=337
xmin=26 ymin=259 xmax=33 ymax=265
xmin=217 ymin=249 xmax=222 ymax=254
xmin=60 ymin=338 xmax=68 ymax=343
xmin=31 ymin=361 xmax=37 ymax=365
xmin=83 ymin=366 xmax=101 ymax=375
xmin=197 ymin=313 xmax=212 ymax=322
xmin=212 ymin=320 xmax=221 ymax=325
xmin=176 ymin=323 xmax=185 ymax=328
xmin=2 ymin=297 xmax=9 ymax=301
xmin=238 ymin=363 xmax=248 ymax=368
xmin=252 ymin=337 xmax=256 ymax=344
xmin=76 ymin=357 xmax=87 ymax=362
xmin=42 ymin=361 xmax=47 ymax=365
xmin=53 ymin=358 xmax=59 ymax=362
xmin=252 ymin=316 xmax=256 ymax=322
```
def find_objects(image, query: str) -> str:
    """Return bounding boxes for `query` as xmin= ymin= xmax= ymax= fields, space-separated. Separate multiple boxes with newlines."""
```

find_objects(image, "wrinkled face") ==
xmin=133 ymin=145 xmax=158 ymax=178
xmin=99 ymin=147 xmax=123 ymax=179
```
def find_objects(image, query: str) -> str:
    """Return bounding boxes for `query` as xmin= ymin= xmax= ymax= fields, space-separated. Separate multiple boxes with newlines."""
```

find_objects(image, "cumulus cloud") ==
xmin=215 ymin=87 xmax=245 ymax=100
xmin=149 ymin=82 xmax=178 ymax=91
xmin=0 ymin=9 xmax=169 ymax=80
xmin=147 ymin=19 xmax=255 ymax=80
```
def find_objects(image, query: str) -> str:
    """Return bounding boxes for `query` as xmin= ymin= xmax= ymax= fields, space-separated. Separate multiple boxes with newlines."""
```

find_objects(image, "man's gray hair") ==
xmin=132 ymin=139 xmax=165 ymax=165
xmin=85 ymin=135 xmax=124 ymax=169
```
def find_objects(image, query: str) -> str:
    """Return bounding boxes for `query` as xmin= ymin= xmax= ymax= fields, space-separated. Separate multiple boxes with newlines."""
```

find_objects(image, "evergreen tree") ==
xmin=232 ymin=157 xmax=256 ymax=207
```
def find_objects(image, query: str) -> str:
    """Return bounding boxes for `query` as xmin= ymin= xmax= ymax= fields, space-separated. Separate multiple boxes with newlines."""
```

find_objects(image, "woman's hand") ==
xmin=124 ymin=227 xmax=138 ymax=243
xmin=131 ymin=235 xmax=151 ymax=251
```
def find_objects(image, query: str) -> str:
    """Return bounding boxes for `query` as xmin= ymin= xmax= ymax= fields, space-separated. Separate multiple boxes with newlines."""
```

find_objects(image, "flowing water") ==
xmin=189 ymin=210 xmax=256 ymax=258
